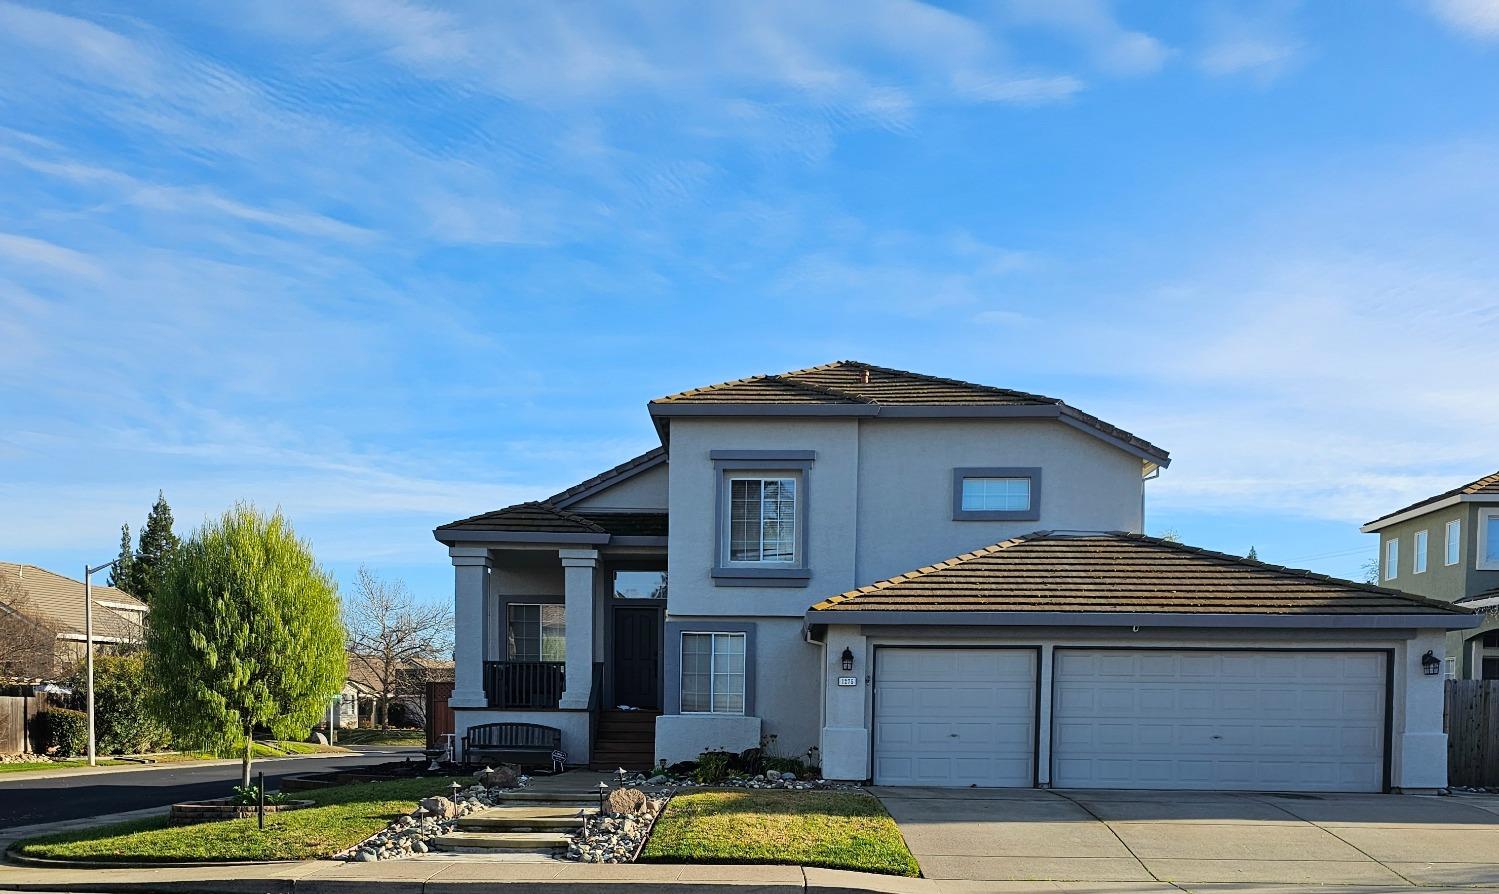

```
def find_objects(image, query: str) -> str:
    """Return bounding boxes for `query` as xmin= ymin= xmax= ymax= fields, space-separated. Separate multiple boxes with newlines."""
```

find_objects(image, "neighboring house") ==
xmin=0 ymin=562 xmax=147 ymax=679
xmin=341 ymin=655 xmax=454 ymax=728
xmin=436 ymin=361 xmax=1472 ymax=792
xmin=1361 ymin=472 xmax=1499 ymax=679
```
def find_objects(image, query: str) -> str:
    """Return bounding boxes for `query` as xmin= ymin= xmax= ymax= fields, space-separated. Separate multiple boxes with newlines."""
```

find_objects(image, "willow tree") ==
xmin=147 ymin=504 xmax=345 ymax=788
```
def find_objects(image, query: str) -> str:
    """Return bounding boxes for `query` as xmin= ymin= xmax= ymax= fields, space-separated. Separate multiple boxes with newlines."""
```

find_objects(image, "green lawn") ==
xmin=641 ymin=789 xmax=920 ymax=877
xmin=11 ymin=775 xmax=468 ymax=863
xmin=331 ymin=729 xmax=425 ymax=747
xmin=0 ymin=759 xmax=130 ymax=774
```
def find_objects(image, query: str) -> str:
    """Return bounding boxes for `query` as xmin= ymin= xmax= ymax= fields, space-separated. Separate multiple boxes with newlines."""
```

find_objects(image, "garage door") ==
xmin=874 ymin=648 xmax=1036 ymax=787
xmin=1052 ymin=649 xmax=1387 ymax=792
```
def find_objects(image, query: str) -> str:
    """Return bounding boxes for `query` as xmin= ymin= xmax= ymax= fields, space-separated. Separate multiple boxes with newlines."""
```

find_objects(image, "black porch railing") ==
xmin=483 ymin=660 xmax=566 ymax=709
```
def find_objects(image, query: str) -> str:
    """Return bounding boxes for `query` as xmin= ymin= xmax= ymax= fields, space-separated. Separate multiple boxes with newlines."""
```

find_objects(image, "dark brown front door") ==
xmin=612 ymin=605 xmax=662 ymax=709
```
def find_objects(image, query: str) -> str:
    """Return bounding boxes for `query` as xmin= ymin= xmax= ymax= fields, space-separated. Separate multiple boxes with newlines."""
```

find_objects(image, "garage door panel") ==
xmin=1052 ymin=649 xmax=1386 ymax=793
xmin=874 ymin=648 xmax=1035 ymax=787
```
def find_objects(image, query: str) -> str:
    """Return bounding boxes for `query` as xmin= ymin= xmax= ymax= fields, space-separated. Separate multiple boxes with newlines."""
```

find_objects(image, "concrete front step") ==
xmin=458 ymin=806 xmax=595 ymax=831
xmin=432 ymin=830 xmax=572 ymax=853
xmin=491 ymin=790 xmax=601 ymax=805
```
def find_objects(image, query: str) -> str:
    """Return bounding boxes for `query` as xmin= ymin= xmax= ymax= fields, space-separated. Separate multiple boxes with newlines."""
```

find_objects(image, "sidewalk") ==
xmin=0 ymin=749 xmax=370 ymax=785
xmin=0 ymin=857 xmax=933 ymax=894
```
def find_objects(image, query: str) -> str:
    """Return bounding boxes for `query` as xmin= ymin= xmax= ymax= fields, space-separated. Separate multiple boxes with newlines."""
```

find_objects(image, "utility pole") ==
xmin=83 ymin=560 xmax=115 ymax=767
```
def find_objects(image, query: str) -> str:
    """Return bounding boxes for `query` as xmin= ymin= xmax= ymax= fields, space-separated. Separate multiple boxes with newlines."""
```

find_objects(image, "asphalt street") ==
xmin=0 ymin=746 xmax=421 ymax=829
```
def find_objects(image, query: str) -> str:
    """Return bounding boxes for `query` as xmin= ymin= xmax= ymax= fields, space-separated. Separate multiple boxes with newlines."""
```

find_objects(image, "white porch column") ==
xmin=559 ymin=549 xmax=599 ymax=710
xmin=449 ymin=547 xmax=492 ymax=708
xmin=820 ymin=625 xmax=870 ymax=781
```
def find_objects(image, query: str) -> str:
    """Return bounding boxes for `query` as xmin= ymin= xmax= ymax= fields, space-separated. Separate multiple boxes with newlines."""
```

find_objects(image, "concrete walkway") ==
xmin=873 ymin=785 xmax=1499 ymax=892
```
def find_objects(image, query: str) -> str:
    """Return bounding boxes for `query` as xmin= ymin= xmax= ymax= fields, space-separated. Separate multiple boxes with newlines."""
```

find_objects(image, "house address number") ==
xmin=836 ymin=676 xmax=857 ymax=687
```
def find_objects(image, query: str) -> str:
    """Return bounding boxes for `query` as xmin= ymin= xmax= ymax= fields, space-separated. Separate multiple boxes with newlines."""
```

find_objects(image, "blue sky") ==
xmin=3 ymin=0 xmax=1498 ymax=605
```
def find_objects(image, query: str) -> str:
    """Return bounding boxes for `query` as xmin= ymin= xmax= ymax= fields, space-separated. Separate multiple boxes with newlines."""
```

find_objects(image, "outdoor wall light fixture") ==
xmin=840 ymin=647 xmax=854 ymax=672
xmin=1422 ymin=650 xmax=1442 ymax=676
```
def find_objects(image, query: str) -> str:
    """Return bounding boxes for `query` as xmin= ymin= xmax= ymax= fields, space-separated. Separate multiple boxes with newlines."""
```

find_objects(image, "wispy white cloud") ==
xmin=1195 ymin=2 xmax=1305 ymax=82
xmin=0 ymin=232 xmax=103 ymax=279
xmin=1427 ymin=0 xmax=1499 ymax=39
xmin=998 ymin=0 xmax=1171 ymax=75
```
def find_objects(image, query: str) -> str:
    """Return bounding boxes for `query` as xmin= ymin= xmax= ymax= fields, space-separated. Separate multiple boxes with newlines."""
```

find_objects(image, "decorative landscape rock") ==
xmin=568 ymin=793 xmax=666 ymax=864
xmin=473 ymin=765 xmax=519 ymax=788
xmin=606 ymin=787 xmax=646 ymax=816
xmin=418 ymin=795 xmax=459 ymax=819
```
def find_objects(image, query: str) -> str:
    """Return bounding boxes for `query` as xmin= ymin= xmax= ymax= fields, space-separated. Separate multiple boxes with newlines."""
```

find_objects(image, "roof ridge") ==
xmin=1363 ymin=468 xmax=1499 ymax=527
xmin=546 ymin=446 xmax=666 ymax=505
xmin=437 ymin=500 xmax=608 ymax=533
xmin=849 ymin=361 xmax=1063 ymax=405
xmin=765 ymin=372 xmax=876 ymax=404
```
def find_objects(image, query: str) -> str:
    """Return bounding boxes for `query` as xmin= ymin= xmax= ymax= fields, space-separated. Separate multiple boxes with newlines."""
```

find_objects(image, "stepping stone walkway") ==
xmin=434 ymin=788 xmax=600 ymax=858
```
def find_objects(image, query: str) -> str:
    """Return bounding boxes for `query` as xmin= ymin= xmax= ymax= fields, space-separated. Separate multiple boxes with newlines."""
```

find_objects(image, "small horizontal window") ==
xmin=952 ymin=467 xmax=1041 ymax=521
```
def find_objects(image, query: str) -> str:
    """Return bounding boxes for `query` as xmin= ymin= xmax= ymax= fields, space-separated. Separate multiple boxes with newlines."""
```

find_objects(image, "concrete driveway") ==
xmin=873 ymin=786 xmax=1499 ymax=893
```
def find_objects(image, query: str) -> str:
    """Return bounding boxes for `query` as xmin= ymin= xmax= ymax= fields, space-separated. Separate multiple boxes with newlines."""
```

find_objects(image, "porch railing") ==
xmin=483 ymin=661 xmax=566 ymax=709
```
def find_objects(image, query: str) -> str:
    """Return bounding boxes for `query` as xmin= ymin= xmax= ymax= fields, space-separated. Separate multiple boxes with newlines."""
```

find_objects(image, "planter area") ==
xmin=169 ymin=798 xmax=314 ymax=824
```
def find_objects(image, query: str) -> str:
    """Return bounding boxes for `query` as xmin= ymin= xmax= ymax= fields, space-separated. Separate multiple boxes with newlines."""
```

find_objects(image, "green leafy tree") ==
xmin=68 ymin=654 xmax=171 ymax=754
xmin=107 ymin=524 xmax=135 ymax=592
xmin=147 ymin=504 xmax=345 ymax=788
xmin=128 ymin=491 xmax=180 ymax=602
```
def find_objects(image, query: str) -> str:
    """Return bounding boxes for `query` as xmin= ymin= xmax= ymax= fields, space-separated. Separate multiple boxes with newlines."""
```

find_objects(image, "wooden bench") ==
xmin=462 ymin=722 xmax=561 ymax=769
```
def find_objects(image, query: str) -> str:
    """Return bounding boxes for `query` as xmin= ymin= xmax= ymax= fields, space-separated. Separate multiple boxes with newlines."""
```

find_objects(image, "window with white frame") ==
xmin=961 ymin=477 xmax=1031 ymax=512
xmin=680 ymin=632 xmax=745 ymax=714
xmin=1384 ymin=538 xmax=1399 ymax=580
xmin=725 ymin=475 xmax=798 ymax=564
xmin=1447 ymin=519 xmax=1462 ymax=566
xmin=1414 ymin=529 xmax=1429 ymax=574
xmin=507 ymin=604 xmax=566 ymax=662
xmin=1482 ymin=510 xmax=1499 ymax=571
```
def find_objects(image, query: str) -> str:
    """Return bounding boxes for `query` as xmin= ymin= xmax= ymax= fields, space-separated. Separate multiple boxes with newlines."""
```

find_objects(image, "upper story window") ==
xmin=1384 ymin=538 xmax=1399 ymax=581
xmin=1447 ymin=519 xmax=1462 ymax=566
xmin=710 ymin=450 xmax=813 ymax=587
xmin=1414 ymin=530 xmax=1429 ymax=574
xmin=952 ymin=467 xmax=1042 ymax=521
xmin=729 ymin=476 xmax=798 ymax=563
xmin=1481 ymin=510 xmax=1499 ymax=571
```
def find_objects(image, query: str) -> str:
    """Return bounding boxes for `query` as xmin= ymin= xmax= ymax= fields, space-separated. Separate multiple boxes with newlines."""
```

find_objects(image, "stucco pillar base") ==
xmin=820 ymin=726 xmax=869 ymax=781
xmin=1397 ymin=731 xmax=1448 ymax=790
xmin=559 ymin=549 xmax=598 ymax=711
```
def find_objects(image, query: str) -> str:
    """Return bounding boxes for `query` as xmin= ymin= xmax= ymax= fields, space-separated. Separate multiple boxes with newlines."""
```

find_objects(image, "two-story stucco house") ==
xmin=436 ymin=361 xmax=1473 ymax=792
xmin=1361 ymin=472 xmax=1499 ymax=679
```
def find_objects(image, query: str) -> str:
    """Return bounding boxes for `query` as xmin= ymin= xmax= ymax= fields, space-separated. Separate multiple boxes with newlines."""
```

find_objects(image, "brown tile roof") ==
xmin=0 ymin=562 xmax=147 ymax=641
xmin=436 ymin=502 xmax=606 ymax=535
xmin=547 ymin=447 xmax=666 ymax=506
xmin=1364 ymin=471 xmax=1499 ymax=527
xmin=651 ymin=361 xmax=1168 ymax=465
xmin=810 ymin=531 xmax=1470 ymax=616
xmin=576 ymin=511 xmax=668 ymax=537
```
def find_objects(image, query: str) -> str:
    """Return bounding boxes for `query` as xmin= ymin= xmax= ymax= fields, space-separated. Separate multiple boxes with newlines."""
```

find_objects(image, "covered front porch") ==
xmin=438 ymin=503 xmax=668 ymax=768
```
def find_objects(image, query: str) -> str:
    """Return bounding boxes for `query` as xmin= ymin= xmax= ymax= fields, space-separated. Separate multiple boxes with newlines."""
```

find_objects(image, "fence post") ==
xmin=257 ymin=770 xmax=265 ymax=830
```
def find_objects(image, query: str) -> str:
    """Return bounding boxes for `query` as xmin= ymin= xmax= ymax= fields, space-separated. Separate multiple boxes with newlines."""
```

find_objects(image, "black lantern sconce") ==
xmin=840 ymin=647 xmax=854 ymax=672
xmin=1422 ymin=650 xmax=1442 ymax=676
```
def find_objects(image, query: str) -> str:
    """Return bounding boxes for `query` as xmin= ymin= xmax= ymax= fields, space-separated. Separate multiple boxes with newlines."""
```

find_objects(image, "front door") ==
xmin=611 ymin=605 xmax=662 ymax=709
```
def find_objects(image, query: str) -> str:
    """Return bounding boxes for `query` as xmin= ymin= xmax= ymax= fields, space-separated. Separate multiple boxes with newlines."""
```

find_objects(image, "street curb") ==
xmin=3 ymin=847 xmax=299 ymax=870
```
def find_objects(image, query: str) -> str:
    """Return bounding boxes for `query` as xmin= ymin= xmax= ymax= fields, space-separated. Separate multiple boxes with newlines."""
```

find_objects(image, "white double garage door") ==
xmin=873 ymin=647 xmax=1388 ymax=792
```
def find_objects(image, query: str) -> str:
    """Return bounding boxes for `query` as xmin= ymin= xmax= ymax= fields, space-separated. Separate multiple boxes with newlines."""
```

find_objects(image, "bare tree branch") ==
xmin=343 ymin=566 xmax=453 ymax=728
xmin=0 ymin=576 xmax=61 ymax=680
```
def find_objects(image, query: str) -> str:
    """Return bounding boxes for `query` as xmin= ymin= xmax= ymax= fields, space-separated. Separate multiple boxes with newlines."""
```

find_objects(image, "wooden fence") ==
xmin=425 ymin=680 xmax=454 ymax=752
xmin=1445 ymin=679 xmax=1499 ymax=787
xmin=0 ymin=693 xmax=41 ymax=754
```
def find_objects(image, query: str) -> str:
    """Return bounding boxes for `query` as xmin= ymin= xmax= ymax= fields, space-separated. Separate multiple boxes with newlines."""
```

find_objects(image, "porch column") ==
xmin=449 ymin=547 xmax=491 ymax=708
xmin=1396 ymin=629 xmax=1449 ymax=791
xmin=558 ymin=548 xmax=599 ymax=710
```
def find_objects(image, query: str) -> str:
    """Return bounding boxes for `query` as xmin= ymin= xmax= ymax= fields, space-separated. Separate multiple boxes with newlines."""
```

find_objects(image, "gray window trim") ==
xmin=952 ymin=467 xmax=1042 ymax=521
xmin=663 ymin=622 xmax=757 ymax=715
xmin=712 ymin=456 xmax=812 ymax=587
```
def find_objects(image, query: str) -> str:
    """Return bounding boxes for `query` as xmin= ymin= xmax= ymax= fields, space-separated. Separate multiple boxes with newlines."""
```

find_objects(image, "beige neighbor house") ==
xmin=437 ymin=361 xmax=1473 ymax=792
xmin=0 ymin=562 xmax=146 ymax=680
xmin=341 ymin=656 xmax=454 ymax=728
xmin=1361 ymin=472 xmax=1499 ymax=679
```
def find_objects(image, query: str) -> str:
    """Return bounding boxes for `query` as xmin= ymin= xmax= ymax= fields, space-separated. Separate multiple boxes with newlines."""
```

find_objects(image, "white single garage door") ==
xmin=874 ymin=648 xmax=1036 ymax=787
xmin=1052 ymin=649 xmax=1387 ymax=792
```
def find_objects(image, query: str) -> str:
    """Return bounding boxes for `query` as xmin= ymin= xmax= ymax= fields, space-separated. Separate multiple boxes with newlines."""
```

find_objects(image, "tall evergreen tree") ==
xmin=108 ymin=524 xmax=135 ymax=592
xmin=148 ymin=504 xmax=345 ymax=788
xmin=130 ymin=491 xmax=180 ymax=602
xmin=1247 ymin=545 xmax=1259 ymax=561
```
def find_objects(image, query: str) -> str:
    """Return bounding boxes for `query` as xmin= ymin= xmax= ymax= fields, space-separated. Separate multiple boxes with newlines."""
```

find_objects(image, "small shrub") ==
xmin=69 ymin=654 xmax=172 ymax=755
xmin=39 ymin=708 xmax=88 ymax=756
xmin=693 ymin=749 xmax=733 ymax=784
xmin=732 ymin=746 xmax=765 ymax=776
xmin=230 ymin=784 xmax=288 ymax=806
xmin=765 ymin=756 xmax=809 ymax=776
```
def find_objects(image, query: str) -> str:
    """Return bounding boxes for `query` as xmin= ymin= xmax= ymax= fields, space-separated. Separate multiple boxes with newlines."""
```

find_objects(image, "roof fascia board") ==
xmin=551 ymin=452 xmax=668 ymax=510
xmin=432 ymin=530 xmax=610 ymax=546
xmin=803 ymin=609 xmax=1478 ymax=630
xmin=1362 ymin=494 xmax=1499 ymax=532
xmin=1053 ymin=412 xmax=1171 ymax=468
xmin=609 ymin=536 xmax=668 ymax=547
